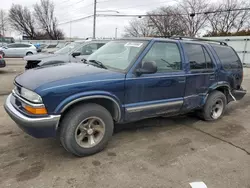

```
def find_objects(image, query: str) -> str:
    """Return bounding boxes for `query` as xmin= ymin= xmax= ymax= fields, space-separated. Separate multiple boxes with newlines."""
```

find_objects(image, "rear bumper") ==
xmin=0 ymin=59 xmax=6 ymax=68
xmin=4 ymin=94 xmax=60 ymax=138
xmin=231 ymin=88 xmax=247 ymax=101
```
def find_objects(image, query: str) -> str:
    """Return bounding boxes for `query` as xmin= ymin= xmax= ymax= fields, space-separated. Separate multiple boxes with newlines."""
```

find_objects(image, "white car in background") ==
xmin=0 ymin=43 xmax=37 ymax=58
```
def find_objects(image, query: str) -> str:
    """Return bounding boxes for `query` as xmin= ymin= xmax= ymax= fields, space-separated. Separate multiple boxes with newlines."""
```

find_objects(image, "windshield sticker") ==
xmin=124 ymin=42 xmax=143 ymax=47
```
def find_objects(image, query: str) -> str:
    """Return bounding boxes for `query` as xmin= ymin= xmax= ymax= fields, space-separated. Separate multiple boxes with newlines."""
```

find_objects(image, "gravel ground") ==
xmin=0 ymin=58 xmax=250 ymax=188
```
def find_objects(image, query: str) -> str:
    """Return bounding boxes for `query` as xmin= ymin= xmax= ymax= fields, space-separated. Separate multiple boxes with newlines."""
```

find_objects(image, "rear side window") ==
xmin=183 ymin=43 xmax=213 ymax=70
xmin=212 ymin=45 xmax=241 ymax=69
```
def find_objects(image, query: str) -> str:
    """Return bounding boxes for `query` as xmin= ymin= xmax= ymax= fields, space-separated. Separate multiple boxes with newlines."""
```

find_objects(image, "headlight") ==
xmin=20 ymin=87 xmax=42 ymax=103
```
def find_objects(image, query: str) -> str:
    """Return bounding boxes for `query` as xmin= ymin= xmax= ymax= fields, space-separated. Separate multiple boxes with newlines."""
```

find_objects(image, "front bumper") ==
xmin=4 ymin=94 xmax=61 ymax=138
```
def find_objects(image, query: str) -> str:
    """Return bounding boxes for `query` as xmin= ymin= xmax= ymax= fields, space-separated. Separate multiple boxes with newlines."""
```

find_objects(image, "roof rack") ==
xmin=170 ymin=36 xmax=228 ymax=46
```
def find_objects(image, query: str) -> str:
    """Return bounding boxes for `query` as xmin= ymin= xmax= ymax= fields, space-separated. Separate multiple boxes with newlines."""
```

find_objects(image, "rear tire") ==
xmin=60 ymin=103 xmax=114 ymax=157
xmin=200 ymin=91 xmax=226 ymax=121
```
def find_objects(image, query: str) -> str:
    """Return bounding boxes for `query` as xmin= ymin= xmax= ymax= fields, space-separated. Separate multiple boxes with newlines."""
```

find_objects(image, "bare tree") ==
xmin=0 ymin=10 xmax=8 ymax=37
xmin=8 ymin=4 xmax=37 ymax=39
xmin=206 ymin=0 xmax=250 ymax=35
xmin=148 ymin=6 xmax=187 ymax=36
xmin=34 ymin=0 xmax=64 ymax=39
xmin=178 ymin=0 xmax=210 ymax=37
xmin=124 ymin=18 xmax=156 ymax=37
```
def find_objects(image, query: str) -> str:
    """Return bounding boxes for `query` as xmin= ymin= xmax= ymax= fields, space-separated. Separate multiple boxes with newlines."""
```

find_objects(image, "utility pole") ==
xmin=93 ymin=0 xmax=97 ymax=39
xmin=115 ymin=27 xmax=117 ymax=38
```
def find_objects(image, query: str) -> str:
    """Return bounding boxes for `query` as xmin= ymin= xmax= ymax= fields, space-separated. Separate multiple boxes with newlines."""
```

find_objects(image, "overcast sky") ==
xmin=1 ymin=0 xmax=179 ymax=39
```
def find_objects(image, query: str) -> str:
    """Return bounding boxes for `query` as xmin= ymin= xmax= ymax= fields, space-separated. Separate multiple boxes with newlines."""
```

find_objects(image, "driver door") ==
xmin=124 ymin=41 xmax=186 ymax=121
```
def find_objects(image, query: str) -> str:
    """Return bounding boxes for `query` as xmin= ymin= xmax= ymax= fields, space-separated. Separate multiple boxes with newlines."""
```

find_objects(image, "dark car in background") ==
xmin=24 ymin=39 xmax=110 ymax=69
xmin=0 ymin=53 xmax=5 ymax=68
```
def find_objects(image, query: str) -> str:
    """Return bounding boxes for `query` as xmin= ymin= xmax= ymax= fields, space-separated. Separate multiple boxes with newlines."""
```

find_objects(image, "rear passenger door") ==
xmin=182 ymin=43 xmax=217 ymax=110
xmin=16 ymin=44 xmax=30 ymax=57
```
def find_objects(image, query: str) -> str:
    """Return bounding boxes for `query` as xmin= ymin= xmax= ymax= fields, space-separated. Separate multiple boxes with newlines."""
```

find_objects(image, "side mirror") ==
xmin=72 ymin=52 xmax=81 ymax=57
xmin=136 ymin=61 xmax=157 ymax=76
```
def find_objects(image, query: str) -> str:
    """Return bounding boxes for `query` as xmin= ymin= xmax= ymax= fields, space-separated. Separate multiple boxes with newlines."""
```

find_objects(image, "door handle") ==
xmin=178 ymin=77 xmax=186 ymax=83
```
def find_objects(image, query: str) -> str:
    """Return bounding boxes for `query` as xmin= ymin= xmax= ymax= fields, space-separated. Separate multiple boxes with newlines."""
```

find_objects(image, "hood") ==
xmin=15 ymin=63 xmax=124 ymax=91
xmin=23 ymin=53 xmax=66 ymax=61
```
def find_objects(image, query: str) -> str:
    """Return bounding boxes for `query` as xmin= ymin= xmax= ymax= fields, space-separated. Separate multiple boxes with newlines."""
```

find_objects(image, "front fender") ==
xmin=54 ymin=90 xmax=123 ymax=119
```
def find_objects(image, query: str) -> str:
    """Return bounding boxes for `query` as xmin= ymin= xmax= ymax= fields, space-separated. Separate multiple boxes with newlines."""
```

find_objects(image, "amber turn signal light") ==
xmin=24 ymin=105 xmax=48 ymax=115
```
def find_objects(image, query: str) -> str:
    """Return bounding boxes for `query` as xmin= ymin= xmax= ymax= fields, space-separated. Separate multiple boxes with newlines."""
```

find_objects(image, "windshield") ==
xmin=54 ymin=42 xmax=83 ymax=54
xmin=87 ymin=40 xmax=148 ymax=71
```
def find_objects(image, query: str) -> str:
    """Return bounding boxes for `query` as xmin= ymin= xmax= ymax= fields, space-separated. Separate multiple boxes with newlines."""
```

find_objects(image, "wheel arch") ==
xmin=203 ymin=82 xmax=235 ymax=105
xmin=26 ymin=51 xmax=33 ymax=55
xmin=58 ymin=95 xmax=122 ymax=123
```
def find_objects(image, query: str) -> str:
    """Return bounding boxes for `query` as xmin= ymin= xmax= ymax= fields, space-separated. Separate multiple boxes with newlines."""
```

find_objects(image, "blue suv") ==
xmin=4 ymin=37 xmax=246 ymax=156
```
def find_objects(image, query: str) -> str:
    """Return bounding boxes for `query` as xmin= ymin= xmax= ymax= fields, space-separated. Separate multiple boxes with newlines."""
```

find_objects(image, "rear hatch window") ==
xmin=212 ymin=45 xmax=242 ymax=69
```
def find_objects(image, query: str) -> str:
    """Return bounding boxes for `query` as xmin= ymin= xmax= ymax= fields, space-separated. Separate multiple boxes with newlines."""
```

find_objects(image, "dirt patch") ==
xmin=18 ymin=153 xmax=28 ymax=158
xmin=107 ymin=152 xmax=117 ymax=157
xmin=0 ymin=131 xmax=13 ymax=136
xmin=16 ymin=162 xmax=45 ymax=182
xmin=92 ymin=160 xmax=101 ymax=166
xmin=176 ymin=138 xmax=192 ymax=146
xmin=216 ymin=124 xmax=246 ymax=138
xmin=10 ymin=133 xmax=21 ymax=137
xmin=1 ymin=160 xmax=21 ymax=169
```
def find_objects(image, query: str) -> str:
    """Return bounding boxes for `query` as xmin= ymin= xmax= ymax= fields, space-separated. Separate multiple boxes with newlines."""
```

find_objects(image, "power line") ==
xmin=110 ymin=0 xmax=179 ymax=11
xmin=97 ymin=7 xmax=250 ymax=17
xmin=58 ymin=15 xmax=93 ymax=25
xmin=56 ymin=2 xmax=94 ymax=16
xmin=57 ymin=5 xmax=250 ymax=25
xmin=57 ymin=0 xmax=178 ymax=22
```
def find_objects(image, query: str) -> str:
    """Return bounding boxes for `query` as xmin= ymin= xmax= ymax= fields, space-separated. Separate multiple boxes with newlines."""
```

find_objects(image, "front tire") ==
xmin=200 ymin=91 xmax=227 ymax=121
xmin=60 ymin=103 xmax=114 ymax=157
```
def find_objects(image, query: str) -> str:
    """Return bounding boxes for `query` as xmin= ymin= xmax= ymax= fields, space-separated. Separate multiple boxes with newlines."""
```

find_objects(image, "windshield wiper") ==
xmin=88 ymin=59 xmax=107 ymax=69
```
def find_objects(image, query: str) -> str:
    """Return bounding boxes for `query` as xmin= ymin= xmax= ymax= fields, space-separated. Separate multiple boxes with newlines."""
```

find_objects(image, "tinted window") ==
xmin=184 ymin=43 xmax=213 ymax=70
xmin=16 ymin=44 xmax=31 ymax=48
xmin=7 ymin=43 xmax=17 ymax=48
xmin=142 ymin=42 xmax=182 ymax=72
xmin=212 ymin=45 xmax=241 ymax=69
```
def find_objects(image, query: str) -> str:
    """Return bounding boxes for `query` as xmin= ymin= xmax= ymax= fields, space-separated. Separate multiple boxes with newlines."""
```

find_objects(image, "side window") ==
xmin=22 ymin=44 xmax=31 ymax=48
xmin=212 ymin=45 xmax=241 ymax=69
xmin=80 ymin=43 xmax=98 ymax=55
xmin=183 ymin=43 xmax=213 ymax=70
xmin=142 ymin=42 xmax=182 ymax=72
xmin=7 ymin=44 xmax=17 ymax=48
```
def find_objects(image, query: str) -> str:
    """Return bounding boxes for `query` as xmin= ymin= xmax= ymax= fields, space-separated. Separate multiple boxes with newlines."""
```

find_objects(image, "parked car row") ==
xmin=0 ymin=43 xmax=37 ymax=58
xmin=4 ymin=37 xmax=246 ymax=157
xmin=24 ymin=39 xmax=109 ymax=69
